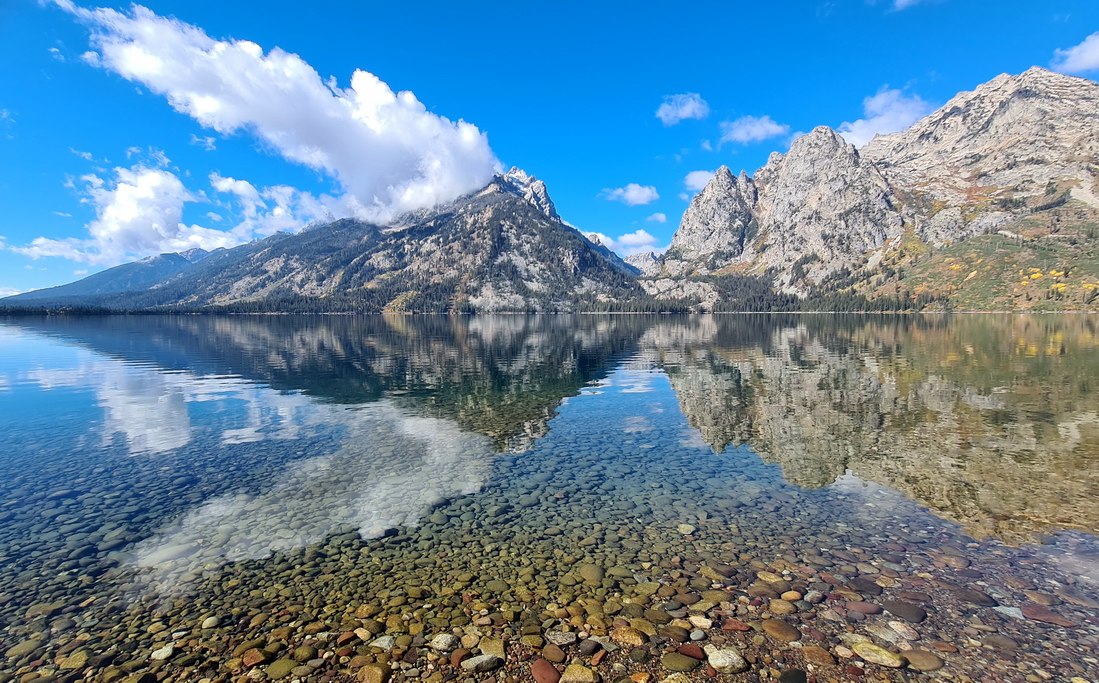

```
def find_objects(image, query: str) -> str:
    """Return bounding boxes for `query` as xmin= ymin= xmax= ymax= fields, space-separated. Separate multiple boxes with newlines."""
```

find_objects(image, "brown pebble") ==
xmin=450 ymin=648 xmax=470 ymax=667
xmin=1021 ymin=603 xmax=1077 ymax=628
xmin=543 ymin=644 xmax=566 ymax=664
xmin=531 ymin=658 xmax=560 ymax=683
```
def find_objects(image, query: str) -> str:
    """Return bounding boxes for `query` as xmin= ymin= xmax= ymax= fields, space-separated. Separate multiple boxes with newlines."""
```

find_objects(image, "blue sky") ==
xmin=2 ymin=0 xmax=1099 ymax=294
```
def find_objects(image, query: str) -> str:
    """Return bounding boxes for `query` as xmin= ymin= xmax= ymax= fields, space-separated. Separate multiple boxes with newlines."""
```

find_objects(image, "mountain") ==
xmin=6 ymin=69 xmax=1097 ymax=314
xmin=638 ymin=67 xmax=1099 ymax=311
xmin=4 ymin=171 xmax=653 ymax=313
xmin=6 ymin=250 xmax=207 ymax=303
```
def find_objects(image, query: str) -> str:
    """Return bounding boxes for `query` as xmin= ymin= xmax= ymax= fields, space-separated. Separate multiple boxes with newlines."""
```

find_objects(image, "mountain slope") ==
xmin=6 ymin=250 xmax=206 ymax=303
xmin=646 ymin=67 xmax=1099 ymax=310
xmin=6 ymin=173 xmax=649 ymax=313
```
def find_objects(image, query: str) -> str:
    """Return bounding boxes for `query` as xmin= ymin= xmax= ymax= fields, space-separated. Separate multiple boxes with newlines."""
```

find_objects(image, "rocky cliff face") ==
xmin=661 ymin=167 xmax=757 ymax=277
xmin=650 ymin=127 xmax=904 ymax=294
xmin=752 ymin=127 xmax=903 ymax=287
xmin=647 ymin=67 xmax=1099 ymax=305
xmin=863 ymin=67 xmax=1099 ymax=210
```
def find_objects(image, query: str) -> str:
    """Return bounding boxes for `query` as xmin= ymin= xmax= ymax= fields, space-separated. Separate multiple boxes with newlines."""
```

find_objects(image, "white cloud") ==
xmin=49 ymin=46 xmax=66 ymax=62
xmin=838 ymin=87 xmax=933 ymax=147
xmin=70 ymin=147 xmax=93 ymax=161
xmin=656 ymin=93 xmax=710 ymax=126
xmin=55 ymin=1 xmax=498 ymax=222
xmin=13 ymin=165 xmax=237 ymax=264
xmin=15 ymin=163 xmax=336 ymax=265
xmin=684 ymin=170 xmax=716 ymax=191
xmin=584 ymin=229 xmax=661 ymax=256
xmin=700 ymin=139 xmax=713 ymax=152
xmin=646 ymin=212 xmax=667 ymax=223
xmin=0 ymin=287 xmax=22 ymax=298
xmin=1052 ymin=32 xmax=1099 ymax=74
xmin=719 ymin=115 xmax=790 ymax=145
xmin=53 ymin=211 xmax=73 ymax=218
xmin=601 ymin=183 xmax=659 ymax=206
xmin=893 ymin=0 xmax=923 ymax=9
xmin=0 ymin=235 xmax=6 ymax=249
xmin=189 ymin=133 xmax=216 ymax=151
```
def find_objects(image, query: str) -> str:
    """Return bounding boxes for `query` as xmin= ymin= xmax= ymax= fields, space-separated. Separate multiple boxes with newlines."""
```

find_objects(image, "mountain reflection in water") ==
xmin=3 ymin=313 xmax=1096 ymax=548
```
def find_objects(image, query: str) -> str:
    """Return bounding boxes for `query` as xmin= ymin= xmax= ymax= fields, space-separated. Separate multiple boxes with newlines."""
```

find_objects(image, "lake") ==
xmin=0 ymin=314 xmax=1096 ymax=683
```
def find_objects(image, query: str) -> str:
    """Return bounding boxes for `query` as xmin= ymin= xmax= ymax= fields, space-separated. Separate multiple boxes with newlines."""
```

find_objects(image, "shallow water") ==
xmin=0 ymin=314 xmax=1096 ymax=682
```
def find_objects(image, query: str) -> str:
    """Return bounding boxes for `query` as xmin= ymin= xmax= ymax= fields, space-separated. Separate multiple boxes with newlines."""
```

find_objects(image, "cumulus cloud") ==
xmin=719 ymin=115 xmax=790 ymax=145
xmin=684 ymin=170 xmax=716 ymax=191
xmin=1052 ymin=32 xmax=1099 ymax=74
xmin=838 ymin=87 xmax=933 ymax=147
xmin=54 ymin=1 xmax=498 ymax=222
xmin=601 ymin=183 xmax=660 ymax=206
xmin=13 ymin=165 xmax=235 ymax=264
xmin=0 ymin=287 xmax=22 ymax=298
xmin=646 ymin=212 xmax=667 ymax=223
xmin=584 ymin=229 xmax=661 ymax=256
xmin=656 ymin=93 xmax=710 ymax=126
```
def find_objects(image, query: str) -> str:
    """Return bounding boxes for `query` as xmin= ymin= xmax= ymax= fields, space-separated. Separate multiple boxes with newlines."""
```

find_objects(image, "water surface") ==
xmin=0 ymin=314 xmax=1096 ymax=682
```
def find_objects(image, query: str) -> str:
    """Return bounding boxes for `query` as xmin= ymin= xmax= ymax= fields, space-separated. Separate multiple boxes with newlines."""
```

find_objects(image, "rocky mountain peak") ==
xmin=498 ymin=166 xmax=560 ymax=221
xmin=661 ymin=165 xmax=758 ymax=276
xmin=862 ymin=68 xmax=1099 ymax=206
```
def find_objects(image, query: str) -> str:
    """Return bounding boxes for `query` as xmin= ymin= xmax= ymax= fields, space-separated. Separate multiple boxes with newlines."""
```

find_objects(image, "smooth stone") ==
xmin=200 ymin=616 xmax=220 ymax=629
xmin=852 ymin=642 xmax=905 ymax=668
xmin=983 ymin=634 xmax=1019 ymax=651
xmin=882 ymin=600 xmax=926 ymax=623
xmin=778 ymin=671 xmax=808 ymax=683
xmin=1020 ymin=603 xmax=1077 ymax=627
xmin=904 ymin=649 xmax=944 ymax=672
xmin=769 ymin=599 xmax=796 ymax=615
xmin=58 ymin=651 xmax=88 ymax=670
xmin=560 ymin=663 xmax=597 ymax=683
xmin=578 ymin=639 xmax=602 ymax=656
xmin=954 ymin=588 xmax=997 ymax=607
xmin=846 ymin=601 xmax=881 ymax=615
xmin=266 ymin=659 xmax=298 ymax=679
xmin=546 ymin=630 xmax=578 ymax=647
xmin=762 ymin=619 xmax=801 ymax=642
xmin=578 ymin=564 xmax=605 ymax=585
xmin=5 ymin=639 xmax=43 ymax=660
xmin=150 ymin=644 xmax=175 ymax=661
xmin=661 ymin=652 xmax=700 ymax=672
xmin=460 ymin=654 xmax=502 ymax=673
xmin=802 ymin=645 xmax=835 ymax=666
xmin=543 ymin=644 xmax=567 ymax=663
xmin=703 ymin=645 xmax=748 ymax=673
xmin=531 ymin=658 xmax=561 ymax=683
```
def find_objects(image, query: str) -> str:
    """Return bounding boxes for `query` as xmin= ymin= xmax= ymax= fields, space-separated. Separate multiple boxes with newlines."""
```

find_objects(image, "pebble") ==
xmin=266 ymin=659 xmax=298 ymax=679
xmin=149 ymin=644 xmax=175 ymax=661
xmin=546 ymin=630 xmax=579 ymax=647
xmin=1021 ymin=603 xmax=1078 ymax=627
xmin=904 ymin=649 xmax=944 ymax=671
xmin=778 ymin=671 xmax=808 ymax=683
xmin=852 ymin=641 xmax=906 ymax=668
xmin=704 ymin=645 xmax=748 ymax=673
xmin=882 ymin=599 xmax=927 ymax=623
xmin=429 ymin=633 xmax=460 ymax=652
xmin=460 ymin=654 xmax=502 ymax=672
xmin=661 ymin=652 xmax=700 ymax=672
xmin=761 ymin=619 xmax=801 ymax=642
xmin=560 ymin=663 xmax=597 ymax=683
xmin=200 ymin=616 xmax=220 ymax=629
xmin=531 ymin=658 xmax=561 ymax=683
